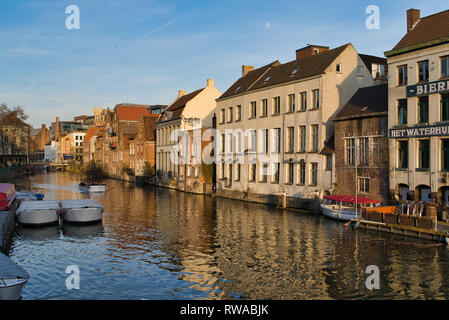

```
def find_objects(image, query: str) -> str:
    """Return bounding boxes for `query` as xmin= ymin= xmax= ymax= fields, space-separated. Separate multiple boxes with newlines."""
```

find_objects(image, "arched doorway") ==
xmin=416 ymin=185 xmax=432 ymax=202
xmin=397 ymin=184 xmax=410 ymax=200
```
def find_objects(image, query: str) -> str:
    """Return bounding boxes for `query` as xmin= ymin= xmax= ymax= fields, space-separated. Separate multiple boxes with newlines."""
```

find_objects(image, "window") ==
xmin=221 ymin=163 xmax=225 ymax=179
xmin=261 ymin=99 xmax=268 ymax=116
xmin=287 ymin=127 xmax=294 ymax=153
xmin=310 ymin=163 xmax=318 ymax=186
xmin=273 ymin=163 xmax=280 ymax=184
xmin=249 ymin=130 xmax=257 ymax=152
xmin=373 ymin=137 xmax=384 ymax=165
xmin=236 ymin=105 xmax=241 ymax=121
xmin=250 ymin=101 xmax=257 ymax=118
xmin=311 ymin=125 xmax=318 ymax=152
xmin=220 ymin=109 xmax=225 ymax=124
xmin=398 ymin=141 xmax=408 ymax=169
xmin=298 ymin=126 xmax=306 ymax=152
xmin=312 ymin=89 xmax=320 ymax=109
xmin=261 ymin=163 xmax=268 ymax=183
xmin=418 ymin=96 xmax=429 ymax=124
xmin=228 ymin=132 xmax=233 ymax=153
xmin=313 ymin=49 xmax=319 ymax=55
xmin=345 ymin=139 xmax=355 ymax=165
xmin=273 ymin=97 xmax=281 ymax=114
xmin=442 ymin=94 xmax=449 ymax=122
xmin=272 ymin=128 xmax=281 ymax=154
xmin=398 ymin=99 xmax=407 ymax=125
xmin=442 ymin=55 xmax=449 ymax=78
xmin=418 ymin=60 xmax=429 ymax=82
xmin=235 ymin=164 xmax=241 ymax=181
xmin=397 ymin=65 xmax=408 ymax=86
xmin=227 ymin=164 xmax=233 ymax=186
xmin=299 ymin=92 xmax=307 ymax=111
xmin=288 ymin=94 xmax=295 ymax=112
xmin=236 ymin=131 xmax=242 ymax=154
xmin=249 ymin=163 xmax=256 ymax=182
xmin=326 ymin=154 xmax=332 ymax=171
xmin=357 ymin=65 xmax=363 ymax=76
xmin=442 ymin=139 xmax=449 ymax=171
xmin=287 ymin=163 xmax=294 ymax=184
xmin=228 ymin=107 xmax=233 ymax=122
xmin=418 ymin=140 xmax=430 ymax=169
xmin=261 ymin=129 xmax=269 ymax=154
xmin=221 ymin=134 xmax=225 ymax=153
xmin=336 ymin=63 xmax=342 ymax=73
xmin=359 ymin=138 xmax=369 ymax=166
xmin=358 ymin=178 xmax=370 ymax=193
xmin=298 ymin=160 xmax=306 ymax=185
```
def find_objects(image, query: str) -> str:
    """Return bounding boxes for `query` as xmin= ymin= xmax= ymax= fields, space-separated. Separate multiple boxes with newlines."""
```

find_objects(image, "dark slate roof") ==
xmin=333 ymin=84 xmax=388 ymax=121
xmin=218 ymin=44 xmax=352 ymax=100
xmin=320 ymin=134 xmax=334 ymax=155
xmin=388 ymin=10 xmax=449 ymax=54
xmin=359 ymin=54 xmax=387 ymax=74
xmin=162 ymin=88 xmax=204 ymax=119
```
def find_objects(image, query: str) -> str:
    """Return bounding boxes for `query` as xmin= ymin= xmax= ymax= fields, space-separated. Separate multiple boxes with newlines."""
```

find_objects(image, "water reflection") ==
xmin=6 ymin=171 xmax=449 ymax=300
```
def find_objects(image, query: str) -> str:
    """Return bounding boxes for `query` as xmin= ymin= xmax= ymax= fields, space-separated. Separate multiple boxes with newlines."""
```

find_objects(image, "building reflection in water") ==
xmin=8 ymin=171 xmax=449 ymax=299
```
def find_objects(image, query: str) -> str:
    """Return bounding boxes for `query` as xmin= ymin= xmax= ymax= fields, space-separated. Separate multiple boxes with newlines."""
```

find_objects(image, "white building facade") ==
xmin=215 ymin=44 xmax=377 ymax=211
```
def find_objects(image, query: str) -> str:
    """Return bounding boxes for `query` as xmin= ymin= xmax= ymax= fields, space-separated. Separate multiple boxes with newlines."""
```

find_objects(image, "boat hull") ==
xmin=0 ymin=278 xmax=28 ymax=300
xmin=16 ymin=210 xmax=59 ymax=226
xmin=63 ymin=207 xmax=103 ymax=223
xmin=80 ymin=185 xmax=106 ymax=193
xmin=321 ymin=205 xmax=357 ymax=222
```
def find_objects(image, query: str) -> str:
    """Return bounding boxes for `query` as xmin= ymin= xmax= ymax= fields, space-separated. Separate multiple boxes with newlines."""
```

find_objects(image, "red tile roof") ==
xmin=390 ymin=10 xmax=449 ymax=53
xmin=84 ymin=126 xmax=103 ymax=141
xmin=115 ymin=105 xmax=151 ymax=121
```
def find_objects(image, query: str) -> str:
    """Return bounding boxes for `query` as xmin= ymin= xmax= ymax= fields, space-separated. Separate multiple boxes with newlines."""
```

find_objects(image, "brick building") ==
xmin=0 ymin=112 xmax=30 ymax=166
xmin=30 ymin=124 xmax=50 ymax=162
xmin=333 ymin=84 xmax=389 ymax=201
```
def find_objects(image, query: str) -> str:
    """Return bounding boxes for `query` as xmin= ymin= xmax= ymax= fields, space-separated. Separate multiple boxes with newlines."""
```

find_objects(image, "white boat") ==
xmin=16 ymin=200 xmax=60 ymax=226
xmin=16 ymin=191 xmax=45 ymax=201
xmin=0 ymin=253 xmax=29 ymax=300
xmin=321 ymin=195 xmax=381 ymax=222
xmin=60 ymin=199 xmax=104 ymax=224
xmin=79 ymin=183 xmax=107 ymax=193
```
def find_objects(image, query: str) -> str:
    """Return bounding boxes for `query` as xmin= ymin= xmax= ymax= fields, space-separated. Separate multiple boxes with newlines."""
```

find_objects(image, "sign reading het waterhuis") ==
xmin=406 ymin=79 xmax=449 ymax=97
xmin=390 ymin=124 xmax=449 ymax=138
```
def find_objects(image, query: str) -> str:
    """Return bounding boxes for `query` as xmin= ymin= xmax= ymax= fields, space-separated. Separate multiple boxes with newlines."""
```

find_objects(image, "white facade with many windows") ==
xmin=215 ymin=44 xmax=376 ymax=207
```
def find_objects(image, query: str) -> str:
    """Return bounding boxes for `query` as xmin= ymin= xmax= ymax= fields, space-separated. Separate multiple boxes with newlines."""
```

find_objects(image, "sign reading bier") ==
xmin=407 ymin=80 xmax=449 ymax=97
xmin=390 ymin=124 xmax=449 ymax=138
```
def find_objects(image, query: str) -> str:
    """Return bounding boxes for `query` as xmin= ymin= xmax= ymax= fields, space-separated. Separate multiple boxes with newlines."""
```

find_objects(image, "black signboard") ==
xmin=406 ymin=79 xmax=449 ymax=97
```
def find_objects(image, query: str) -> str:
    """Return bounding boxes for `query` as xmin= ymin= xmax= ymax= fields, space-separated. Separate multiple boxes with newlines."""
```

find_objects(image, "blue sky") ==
xmin=0 ymin=0 xmax=448 ymax=127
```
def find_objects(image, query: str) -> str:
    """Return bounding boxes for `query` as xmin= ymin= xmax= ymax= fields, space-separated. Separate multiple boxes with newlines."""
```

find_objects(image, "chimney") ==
xmin=407 ymin=9 xmax=420 ymax=32
xmin=178 ymin=90 xmax=186 ymax=98
xmin=207 ymin=79 xmax=215 ymax=88
xmin=296 ymin=45 xmax=329 ymax=60
xmin=242 ymin=65 xmax=254 ymax=77
xmin=55 ymin=117 xmax=60 ymax=141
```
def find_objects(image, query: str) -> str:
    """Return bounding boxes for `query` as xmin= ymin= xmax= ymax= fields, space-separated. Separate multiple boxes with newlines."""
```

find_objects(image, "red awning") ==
xmin=323 ymin=195 xmax=381 ymax=204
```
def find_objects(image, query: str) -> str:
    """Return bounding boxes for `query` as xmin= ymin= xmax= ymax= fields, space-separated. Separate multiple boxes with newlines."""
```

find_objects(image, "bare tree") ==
xmin=0 ymin=103 xmax=29 ymax=121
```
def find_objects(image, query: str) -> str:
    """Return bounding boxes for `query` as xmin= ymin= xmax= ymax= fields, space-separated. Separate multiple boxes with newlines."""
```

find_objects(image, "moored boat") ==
xmin=321 ymin=195 xmax=381 ymax=222
xmin=16 ymin=200 xmax=60 ymax=226
xmin=79 ymin=183 xmax=106 ymax=193
xmin=0 ymin=253 xmax=29 ymax=300
xmin=0 ymin=183 xmax=16 ymax=210
xmin=16 ymin=191 xmax=45 ymax=201
xmin=60 ymin=199 xmax=104 ymax=224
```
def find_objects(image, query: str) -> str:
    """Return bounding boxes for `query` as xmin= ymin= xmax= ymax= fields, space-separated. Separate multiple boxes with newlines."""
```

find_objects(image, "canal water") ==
xmin=5 ymin=171 xmax=449 ymax=300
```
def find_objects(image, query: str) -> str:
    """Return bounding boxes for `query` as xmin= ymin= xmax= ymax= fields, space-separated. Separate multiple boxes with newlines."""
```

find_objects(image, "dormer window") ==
xmin=313 ymin=49 xmax=319 ymax=55
xmin=264 ymin=75 xmax=272 ymax=82
xmin=290 ymin=68 xmax=299 ymax=76
xmin=235 ymin=86 xmax=241 ymax=93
